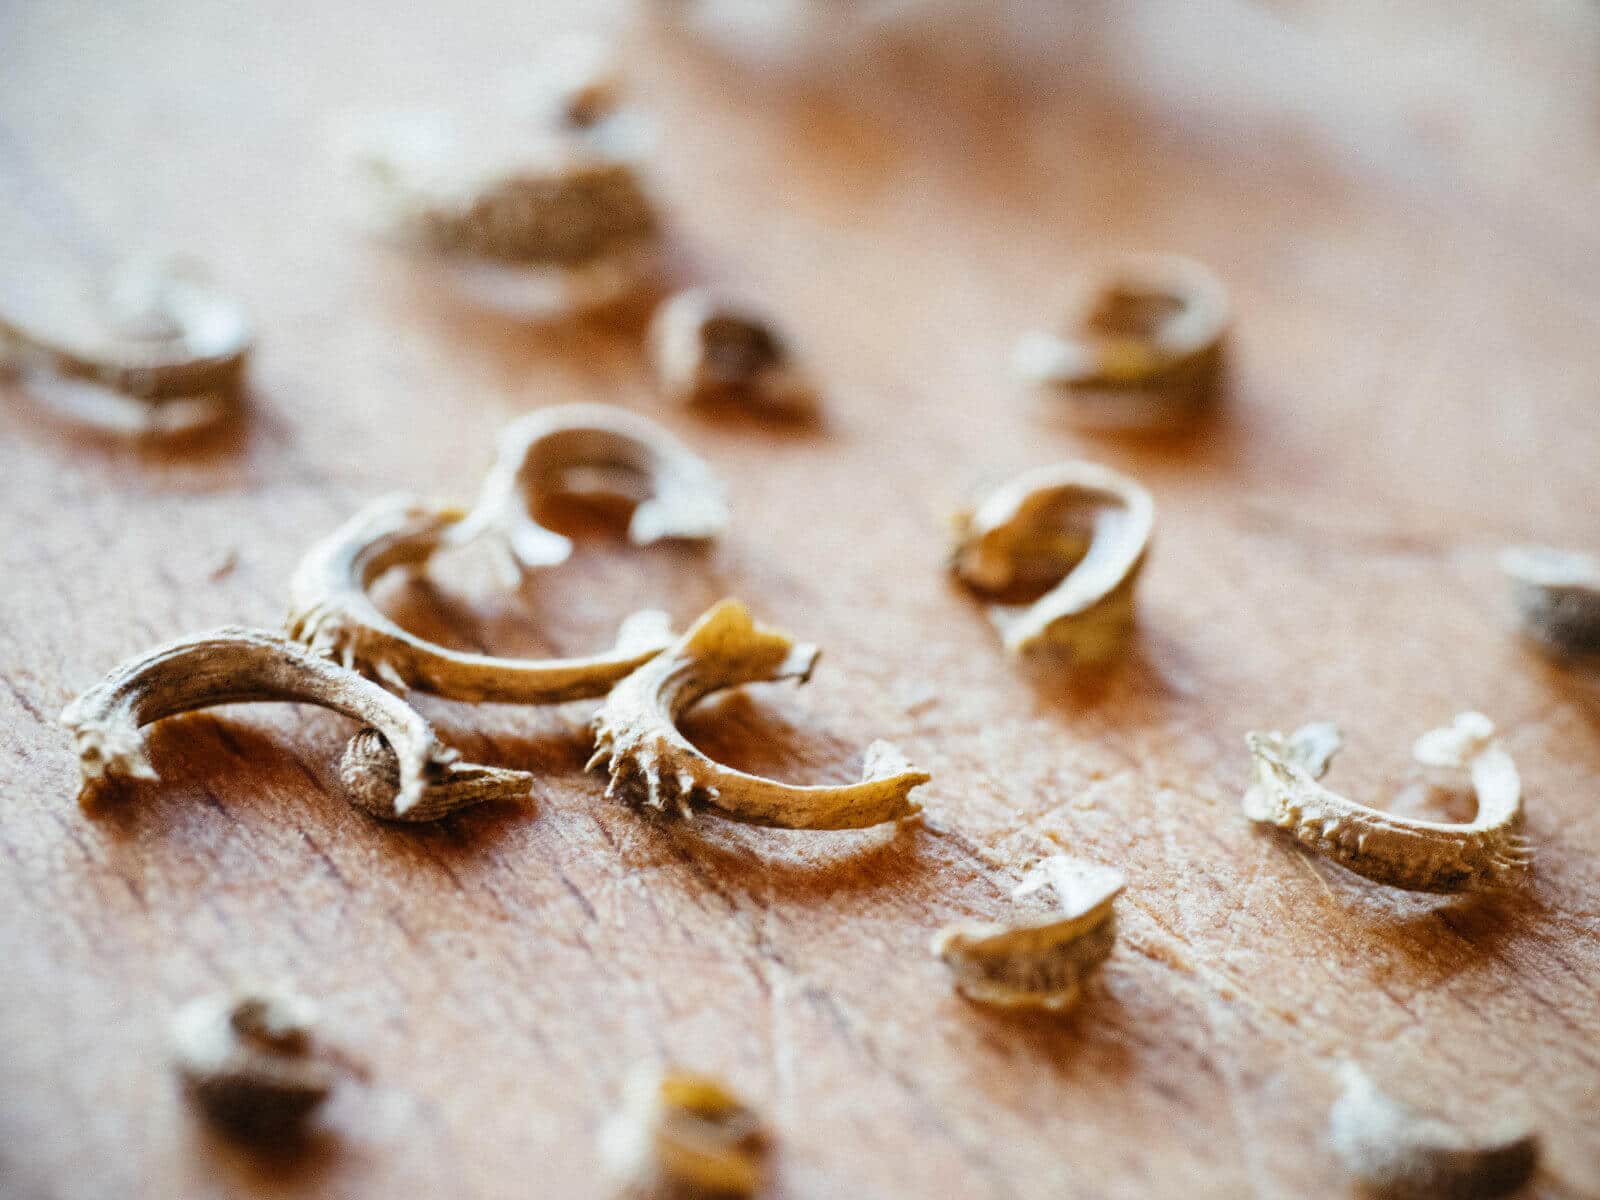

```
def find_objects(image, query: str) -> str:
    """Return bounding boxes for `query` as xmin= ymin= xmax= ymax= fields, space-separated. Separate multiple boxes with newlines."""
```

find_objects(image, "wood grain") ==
xmin=3 ymin=3 xmax=1599 ymax=1197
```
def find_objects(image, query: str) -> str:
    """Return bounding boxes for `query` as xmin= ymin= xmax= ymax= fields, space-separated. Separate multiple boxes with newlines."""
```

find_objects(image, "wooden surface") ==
xmin=3 ymin=3 xmax=1600 ymax=1197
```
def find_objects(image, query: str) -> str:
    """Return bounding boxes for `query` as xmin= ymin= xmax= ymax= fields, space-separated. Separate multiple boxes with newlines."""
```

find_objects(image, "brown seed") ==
xmin=287 ymin=492 xmax=676 ymax=705
xmin=602 ymin=1067 xmax=769 ymax=1197
xmin=950 ymin=460 xmax=1154 ymax=662
xmin=1500 ymin=544 xmax=1600 ymax=656
xmin=590 ymin=599 xmax=928 ymax=829
xmin=932 ymin=856 xmax=1125 ymax=1013
xmin=648 ymin=289 xmax=819 ymax=419
xmin=1242 ymin=713 xmax=1531 ymax=893
xmin=0 ymin=260 xmax=250 ymax=435
xmin=171 ymin=988 xmax=337 ymax=1141
xmin=60 ymin=627 xmax=532 ymax=821
xmin=1013 ymin=254 xmax=1227 ymax=431
xmin=1328 ymin=1064 xmax=1539 ymax=1200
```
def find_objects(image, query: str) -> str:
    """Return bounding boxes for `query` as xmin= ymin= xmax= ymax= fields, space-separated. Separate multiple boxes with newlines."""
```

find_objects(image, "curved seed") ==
xmin=932 ymin=855 xmax=1125 ymax=1013
xmin=1242 ymin=712 xmax=1529 ymax=893
xmin=449 ymin=403 xmax=728 ymax=575
xmin=601 ymin=1067 xmax=768 ymax=1198
xmin=170 ymin=987 xmax=336 ymax=1140
xmin=0 ymin=260 xmax=250 ymax=435
xmin=950 ymin=460 xmax=1155 ymax=662
xmin=1328 ymin=1064 xmax=1538 ymax=1200
xmin=589 ymin=599 xmax=927 ymax=830
xmin=1500 ymin=544 xmax=1600 ymax=656
xmin=1013 ymin=254 xmax=1227 ymax=431
xmin=648 ymin=288 xmax=819 ymax=419
xmin=59 ymin=627 xmax=531 ymax=821
xmin=287 ymin=492 xmax=675 ymax=704
xmin=331 ymin=105 xmax=661 ymax=316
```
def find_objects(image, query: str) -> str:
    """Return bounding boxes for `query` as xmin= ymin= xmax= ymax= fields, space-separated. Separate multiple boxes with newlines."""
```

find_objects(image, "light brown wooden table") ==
xmin=3 ymin=4 xmax=1598 ymax=1197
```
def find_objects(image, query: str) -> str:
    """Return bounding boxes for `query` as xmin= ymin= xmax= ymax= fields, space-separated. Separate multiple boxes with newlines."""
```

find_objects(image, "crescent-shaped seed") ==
xmin=447 ymin=403 xmax=729 ymax=576
xmin=1012 ymin=254 xmax=1228 ymax=431
xmin=589 ymin=599 xmax=928 ymax=830
xmin=1242 ymin=712 xmax=1530 ymax=893
xmin=330 ymin=101 xmax=661 ymax=316
xmin=600 ymin=1067 xmax=769 ymax=1197
xmin=60 ymin=627 xmax=532 ymax=821
xmin=170 ymin=987 xmax=337 ymax=1140
xmin=1500 ymin=544 xmax=1600 ymax=656
xmin=950 ymin=460 xmax=1155 ymax=662
xmin=1328 ymin=1064 xmax=1539 ymax=1200
xmin=932 ymin=855 xmax=1125 ymax=1013
xmin=0 ymin=259 xmax=250 ymax=435
xmin=648 ymin=288 xmax=820 ymax=419
xmin=287 ymin=491 xmax=676 ymax=704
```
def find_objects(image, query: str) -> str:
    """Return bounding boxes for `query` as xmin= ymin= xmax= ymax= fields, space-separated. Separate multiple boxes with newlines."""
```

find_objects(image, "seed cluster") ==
xmin=40 ymin=31 xmax=1571 ymax=1196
